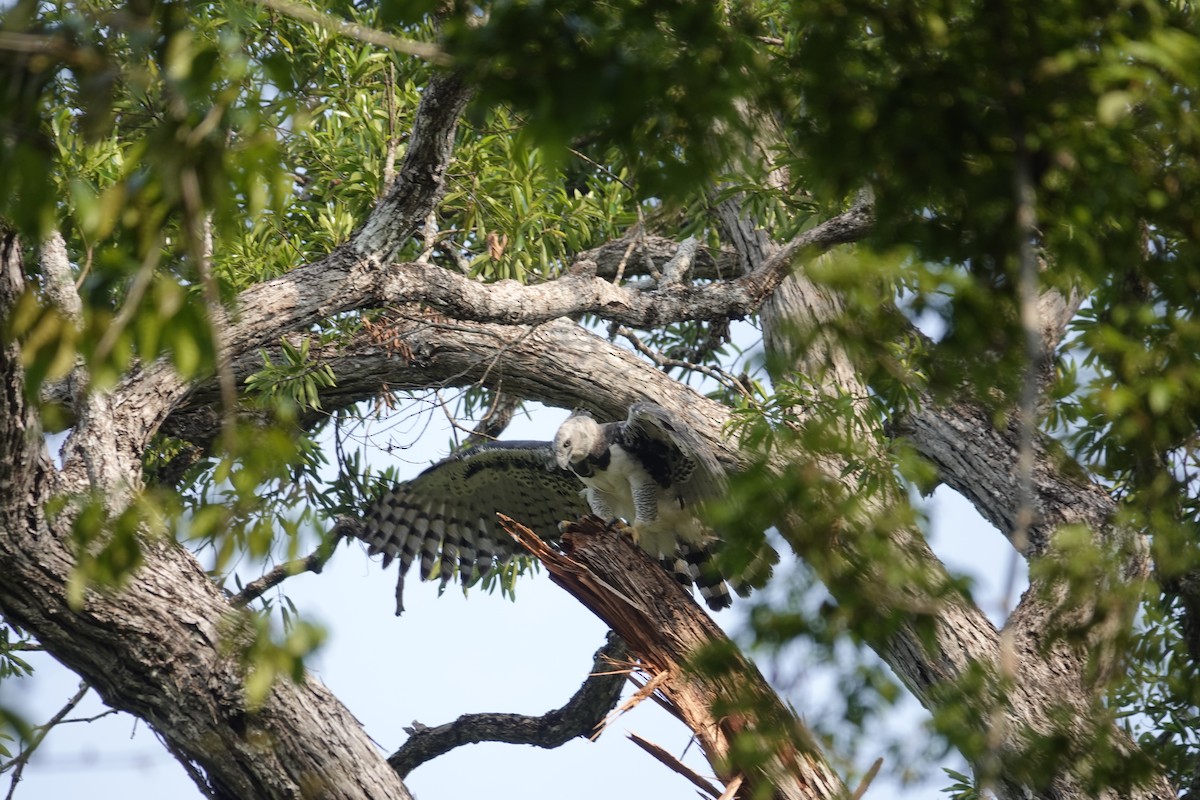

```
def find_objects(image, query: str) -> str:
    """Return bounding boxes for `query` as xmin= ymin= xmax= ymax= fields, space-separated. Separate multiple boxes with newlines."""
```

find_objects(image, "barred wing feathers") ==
xmin=621 ymin=402 xmax=728 ymax=506
xmin=621 ymin=403 xmax=775 ymax=602
xmin=363 ymin=441 xmax=589 ymax=608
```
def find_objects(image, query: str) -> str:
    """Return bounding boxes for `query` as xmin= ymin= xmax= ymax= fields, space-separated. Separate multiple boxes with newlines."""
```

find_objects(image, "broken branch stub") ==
xmin=499 ymin=513 xmax=845 ymax=800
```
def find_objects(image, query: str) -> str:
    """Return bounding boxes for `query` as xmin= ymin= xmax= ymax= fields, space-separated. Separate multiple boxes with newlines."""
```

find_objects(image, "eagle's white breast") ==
xmin=579 ymin=444 xmax=699 ymax=558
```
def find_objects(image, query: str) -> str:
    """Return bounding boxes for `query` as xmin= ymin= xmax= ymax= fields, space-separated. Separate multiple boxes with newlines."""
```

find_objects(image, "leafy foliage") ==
xmin=443 ymin=1 xmax=773 ymax=198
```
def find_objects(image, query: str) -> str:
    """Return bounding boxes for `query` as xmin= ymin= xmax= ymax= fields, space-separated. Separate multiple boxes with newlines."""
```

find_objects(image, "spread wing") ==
xmin=620 ymin=403 xmax=776 ymax=607
xmin=361 ymin=441 xmax=589 ymax=611
xmin=620 ymin=403 xmax=728 ymax=506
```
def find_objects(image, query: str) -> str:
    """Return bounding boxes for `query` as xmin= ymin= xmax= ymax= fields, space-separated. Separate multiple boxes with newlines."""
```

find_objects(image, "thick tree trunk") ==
xmin=0 ymin=232 xmax=414 ymax=800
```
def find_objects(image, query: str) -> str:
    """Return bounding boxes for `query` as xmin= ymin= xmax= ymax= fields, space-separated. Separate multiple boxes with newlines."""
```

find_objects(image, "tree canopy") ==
xmin=2 ymin=0 xmax=1200 ymax=798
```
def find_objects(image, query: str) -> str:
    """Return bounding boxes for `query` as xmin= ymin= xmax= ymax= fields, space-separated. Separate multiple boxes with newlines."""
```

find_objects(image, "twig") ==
xmin=93 ymin=242 xmax=162 ymax=368
xmin=636 ymin=209 xmax=663 ymax=282
xmin=613 ymin=324 xmax=754 ymax=402
xmin=612 ymin=232 xmax=639 ymax=286
xmin=251 ymin=0 xmax=449 ymax=64
xmin=433 ymin=388 xmax=491 ymax=446
xmin=1008 ymin=129 xmax=1042 ymax=595
xmin=180 ymin=169 xmax=238 ymax=447
xmin=849 ymin=757 xmax=883 ymax=800
xmin=41 ymin=708 xmax=118 ymax=727
xmin=3 ymin=681 xmax=89 ymax=798
xmin=566 ymin=147 xmax=636 ymax=192
xmin=387 ymin=633 xmax=629 ymax=777
xmin=382 ymin=62 xmax=398 ymax=195
xmin=231 ymin=537 xmax=341 ymax=608
xmin=157 ymin=732 xmax=225 ymax=800
xmin=74 ymin=239 xmax=94 ymax=290
xmin=627 ymin=731 xmax=722 ymax=799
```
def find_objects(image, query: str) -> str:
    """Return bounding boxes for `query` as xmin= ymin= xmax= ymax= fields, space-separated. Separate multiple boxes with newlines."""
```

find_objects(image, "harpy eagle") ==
xmin=358 ymin=403 xmax=744 ymax=612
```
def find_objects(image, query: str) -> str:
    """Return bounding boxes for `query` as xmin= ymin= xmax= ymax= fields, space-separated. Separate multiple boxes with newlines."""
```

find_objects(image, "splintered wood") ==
xmin=498 ymin=513 xmax=847 ymax=800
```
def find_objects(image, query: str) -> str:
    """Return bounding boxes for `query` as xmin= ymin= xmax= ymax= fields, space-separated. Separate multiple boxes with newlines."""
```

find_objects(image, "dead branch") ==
xmin=2 ymin=681 xmax=89 ymax=799
xmin=386 ymin=633 xmax=629 ymax=778
xmin=499 ymin=514 xmax=845 ymax=800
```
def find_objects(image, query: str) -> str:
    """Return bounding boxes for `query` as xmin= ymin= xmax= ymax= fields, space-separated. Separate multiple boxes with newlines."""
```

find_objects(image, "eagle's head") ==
xmin=553 ymin=413 xmax=601 ymax=470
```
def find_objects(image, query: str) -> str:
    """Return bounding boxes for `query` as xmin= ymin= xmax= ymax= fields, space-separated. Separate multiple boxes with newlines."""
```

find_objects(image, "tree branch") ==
xmin=161 ymin=315 xmax=745 ymax=472
xmin=713 ymin=175 xmax=1169 ymax=797
xmin=502 ymin=514 xmax=846 ymax=800
xmin=230 ymin=536 xmax=343 ymax=608
xmin=250 ymin=0 xmax=448 ymax=64
xmin=463 ymin=390 xmax=521 ymax=446
xmin=0 ymin=66 xmax=477 ymax=800
xmin=2 ymin=681 xmax=89 ymax=799
xmin=162 ymin=288 xmax=1159 ymax=796
xmin=371 ymin=199 xmax=872 ymax=328
xmin=894 ymin=402 xmax=1120 ymax=560
xmin=573 ymin=232 xmax=739 ymax=283
xmin=36 ymin=230 xmax=82 ymax=323
xmin=386 ymin=632 xmax=629 ymax=778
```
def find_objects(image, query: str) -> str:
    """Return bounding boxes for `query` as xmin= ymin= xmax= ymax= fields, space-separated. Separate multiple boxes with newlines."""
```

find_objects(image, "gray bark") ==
xmin=0 ymin=69 xmax=473 ymax=800
xmin=711 ymin=183 xmax=1169 ymax=798
xmin=387 ymin=633 xmax=628 ymax=778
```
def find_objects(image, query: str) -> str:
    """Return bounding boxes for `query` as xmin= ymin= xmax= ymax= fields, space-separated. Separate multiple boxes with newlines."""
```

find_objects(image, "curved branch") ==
xmin=386 ymin=633 xmax=629 ymax=778
xmin=186 ymin=195 xmax=869 ymax=389
xmin=895 ymin=403 xmax=1119 ymax=560
xmin=102 ymin=178 xmax=866 ymax=474
xmin=375 ymin=199 xmax=872 ymax=328
xmin=161 ymin=316 xmax=743 ymax=470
